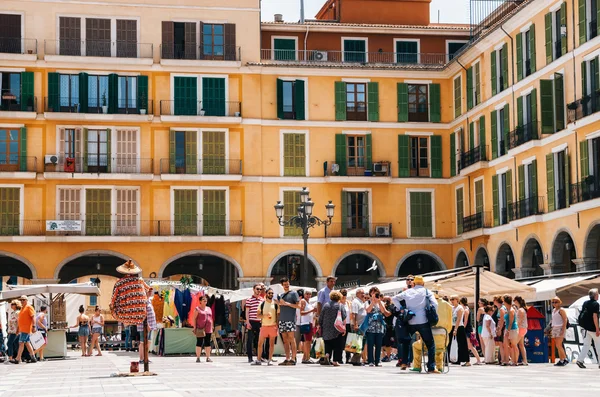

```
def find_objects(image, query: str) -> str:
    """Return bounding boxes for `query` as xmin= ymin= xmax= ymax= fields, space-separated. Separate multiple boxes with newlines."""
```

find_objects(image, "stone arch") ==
xmin=521 ymin=234 xmax=544 ymax=267
xmin=159 ymin=250 xmax=244 ymax=279
xmin=0 ymin=251 xmax=37 ymax=279
xmin=331 ymin=250 xmax=386 ymax=277
xmin=474 ymin=245 xmax=490 ymax=268
xmin=550 ymin=228 xmax=577 ymax=273
xmin=583 ymin=221 xmax=600 ymax=263
xmin=495 ymin=241 xmax=516 ymax=278
xmin=54 ymin=250 xmax=137 ymax=281
xmin=454 ymin=248 xmax=470 ymax=268
xmin=394 ymin=250 xmax=447 ymax=277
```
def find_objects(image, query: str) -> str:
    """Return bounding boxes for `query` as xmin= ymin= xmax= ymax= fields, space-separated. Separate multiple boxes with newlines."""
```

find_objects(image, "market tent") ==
xmin=0 ymin=282 xmax=101 ymax=302
xmin=524 ymin=273 xmax=600 ymax=306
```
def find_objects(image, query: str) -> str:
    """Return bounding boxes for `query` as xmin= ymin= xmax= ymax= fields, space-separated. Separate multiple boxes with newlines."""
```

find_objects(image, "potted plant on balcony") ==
xmin=101 ymin=91 xmax=108 ymax=114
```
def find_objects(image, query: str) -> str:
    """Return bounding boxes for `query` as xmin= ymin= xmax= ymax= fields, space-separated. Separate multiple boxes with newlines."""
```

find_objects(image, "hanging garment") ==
xmin=174 ymin=289 xmax=184 ymax=326
xmin=214 ymin=295 xmax=226 ymax=327
xmin=162 ymin=289 xmax=173 ymax=320
xmin=187 ymin=292 xmax=201 ymax=325
xmin=152 ymin=293 xmax=164 ymax=321
xmin=181 ymin=289 xmax=192 ymax=324
xmin=110 ymin=275 xmax=149 ymax=325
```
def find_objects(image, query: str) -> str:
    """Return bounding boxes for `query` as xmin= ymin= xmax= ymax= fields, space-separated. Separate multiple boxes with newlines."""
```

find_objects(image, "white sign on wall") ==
xmin=46 ymin=220 xmax=82 ymax=232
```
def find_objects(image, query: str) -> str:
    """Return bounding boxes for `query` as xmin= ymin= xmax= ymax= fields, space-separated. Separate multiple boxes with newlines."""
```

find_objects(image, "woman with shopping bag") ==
xmin=317 ymin=290 xmax=347 ymax=366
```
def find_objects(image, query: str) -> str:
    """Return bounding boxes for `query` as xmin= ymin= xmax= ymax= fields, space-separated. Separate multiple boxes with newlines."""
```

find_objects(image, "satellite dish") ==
xmin=366 ymin=260 xmax=378 ymax=272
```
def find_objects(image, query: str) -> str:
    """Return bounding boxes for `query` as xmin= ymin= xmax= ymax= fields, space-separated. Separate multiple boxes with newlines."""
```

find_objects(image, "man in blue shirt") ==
xmin=317 ymin=277 xmax=336 ymax=319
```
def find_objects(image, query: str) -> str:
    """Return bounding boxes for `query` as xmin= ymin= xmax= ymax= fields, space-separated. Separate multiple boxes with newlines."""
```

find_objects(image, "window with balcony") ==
xmin=202 ymin=24 xmax=224 ymax=59
xmin=86 ymin=129 xmax=109 ymax=173
xmin=0 ymin=128 xmax=26 ymax=172
xmin=59 ymin=74 xmax=79 ymax=111
xmin=491 ymin=104 xmax=509 ymax=159
xmin=342 ymin=39 xmax=366 ymax=63
xmin=171 ymin=76 xmax=227 ymax=116
xmin=454 ymin=75 xmax=462 ymax=119
xmin=116 ymin=19 xmax=137 ymax=58
xmin=0 ymin=187 xmax=20 ymax=236
xmin=162 ymin=21 xmax=236 ymax=61
xmin=456 ymin=187 xmax=464 ymax=234
xmin=540 ymin=74 xmax=565 ymax=134
xmin=395 ymin=40 xmax=418 ymax=63
xmin=346 ymin=83 xmax=367 ymax=121
xmin=580 ymin=0 xmax=600 ymax=44
xmin=579 ymin=59 xmax=600 ymax=119
xmin=273 ymin=38 xmax=296 ymax=61
xmin=59 ymin=17 xmax=82 ymax=56
xmin=475 ymin=179 xmax=484 ymax=215
xmin=400 ymin=135 xmax=440 ymax=178
xmin=341 ymin=191 xmax=369 ymax=237
xmin=409 ymin=191 xmax=433 ymax=237
xmin=467 ymin=61 xmax=481 ymax=110
xmin=283 ymin=190 xmax=302 ymax=237
xmin=162 ymin=22 xmax=196 ymax=60
xmin=447 ymin=41 xmax=468 ymax=61
xmin=86 ymin=18 xmax=111 ymax=57
xmin=491 ymin=44 xmax=509 ymax=96
xmin=0 ymin=14 xmax=22 ymax=54
xmin=547 ymin=149 xmax=569 ymax=211
xmin=461 ymin=117 xmax=487 ymax=170
xmin=517 ymin=26 xmax=536 ymax=81
xmin=282 ymin=133 xmax=306 ymax=176
xmin=333 ymin=133 xmax=372 ymax=176
xmin=0 ymin=72 xmax=21 ymax=111
xmin=493 ymin=170 xmax=512 ymax=226
xmin=168 ymin=130 xmax=228 ymax=175
xmin=545 ymin=4 xmax=566 ymax=64
xmin=335 ymin=81 xmax=378 ymax=122
xmin=276 ymin=79 xmax=305 ymax=120
xmin=397 ymin=83 xmax=440 ymax=123
xmin=410 ymin=137 xmax=430 ymax=177
xmin=515 ymin=160 xmax=539 ymax=218
xmin=118 ymin=76 xmax=137 ymax=114
xmin=172 ymin=188 xmax=229 ymax=236
xmin=513 ymin=89 xmax=540 ymax=149
xmin=577 ymin=137 xmax=600 ymax=202
xmin=88 ymin=75 xmax=109 ymax=113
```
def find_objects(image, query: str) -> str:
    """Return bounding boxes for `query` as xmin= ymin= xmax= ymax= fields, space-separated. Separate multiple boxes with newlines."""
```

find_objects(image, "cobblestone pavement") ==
xmin=1 ymin=352 xmax=599 ymax=397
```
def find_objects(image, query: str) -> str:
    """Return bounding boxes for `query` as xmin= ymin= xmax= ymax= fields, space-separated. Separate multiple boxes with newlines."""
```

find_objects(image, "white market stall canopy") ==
xmin=0 ymin=282 xmax=101 ymax=302
xmin=228 ymin=284 xmax=312 ymax=303
xmin=523 ymin=273 xmax=600 ymax=305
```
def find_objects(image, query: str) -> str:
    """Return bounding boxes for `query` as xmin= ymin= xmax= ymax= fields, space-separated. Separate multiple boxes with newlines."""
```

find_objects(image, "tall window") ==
xmin=396 ymin=40 xmax=418 ymax=63
xmin=202 ymin=24 xmax=224 ymax=59
xmin=0 ymin=187 xmax=20 ymax=236
xmin=498 ymin=172 xmax=509 ymax=225
xmin=524 ymin=29 xmax=533 ymax=78
xmin=344 ymin=191 xmax=368 ymax=236
xmin=87 ymin=130 xmax=108 ymax=173
xmin=0 ymin=14 xmax=22 ymax=54
xmin=346 ymin=83 xmax=367 ymax=121
xmin=0 ymin=72 xmax=21 ymax=111
xmin=118 ymin=76 xmax=137 ymax=113
xmin=408 ymin=84 xmax=428 ymax=122
xmin=456 ymin=187 xmax=464 ymax=234
xmin=410 ymin=136 xmax=429 ymax=177
xmin=273 ymin=38 xmax=296 ymax=61
xmin=409 ymin=191 xmax=433 ymax=237
xmin=546 ymin=5 xmax=566 ymax=62
xmin=346 ymin=135 xmax=366 ymax=175
xmin=283 ymin=191 xmax=302 ymax=237
xmin=86 ymin=18 xmax=111 ymax=57
xmin=116 ymin=19 xmax=137 ymax=58
xmin=448 ymin=41 xmax=467 ymax=61
xmin=59 ymin=17 xmax=81 ymax=56
xmin=88 ymin=75 xmax=109 ymax=112
xmin=454 ymin=75 xmax=462 ymax=118
xmin=86 ymin=189 xmax=111 ymax=235
xmin=475 ymin=180 xmax=484 ymax=214
xmin=343 ymin=39 xmax=366 ymax=63
xmin=59 ymin=74 xmax=79 ymax=110
xmin=0 ymin=129 xmax=19 ymax=171
xmin=283 ymin=133 xmax=306 ymax=176
xmin=282 ymin=81 xmax=295 ymax=119
xmin=174 ymin=189 xmax=198 ymax=235
xmin=202 ymin=189 xmax=226 ymax=236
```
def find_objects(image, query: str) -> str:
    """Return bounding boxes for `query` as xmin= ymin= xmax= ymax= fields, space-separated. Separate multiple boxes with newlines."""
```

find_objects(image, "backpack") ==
xmin=578 ymin=300 xmax=593 ymax=330
xmin=425 ymin=289 xmax=439 ymax=326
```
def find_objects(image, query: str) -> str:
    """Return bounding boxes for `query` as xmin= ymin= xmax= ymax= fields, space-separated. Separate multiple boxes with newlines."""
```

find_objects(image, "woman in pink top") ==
xmin=192 ymin=295 xmax=214 ymax=363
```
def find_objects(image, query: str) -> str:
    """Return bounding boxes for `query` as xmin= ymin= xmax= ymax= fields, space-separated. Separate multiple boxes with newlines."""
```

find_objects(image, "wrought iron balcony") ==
xmin=462 ymin=211 xmax=492 ymax=233
xmin=567 ymin=92 xmax=600 ymax=123
xmin=44 ymin=97 xmax=153 ymax=115
xmin=155 ymin=220 xmax=243 ymax=237
xmin=159 ymin=100 xmax=241 ymax=117
xmin=570 ymin=175 xmax=600 ymax=204
xmin=459 ymin=145 xmax=488 ymax=170
xmin=44 ymin=157 xmax=153 ymax=174
xmin=508 ymin=196 xmax=544 ymax=221
xmin=324 ymin=222 xmax=392 ymax=238
xmin=44 ymin=39 xmax=153 ymax=58
xmin=160 ymin=158 xmax=242 ymax=175
xmin=0 ymin=156 xmax=37 ymax=172
xmin=160 ymin=44 xmax=240 ymax=61
xmin=0 ymin=90 xmax=37 ymax=112
xmin=508 ymin=121 xmax=539 ymax=150
xmin=323 ymin=160 xmax=391 ymax=177
xmin=0 ymin=38 xmax=37 ymax=55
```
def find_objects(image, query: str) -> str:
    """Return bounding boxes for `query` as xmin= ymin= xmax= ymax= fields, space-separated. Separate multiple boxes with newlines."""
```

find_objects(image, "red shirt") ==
xmin=246 ymin=296 xmax=264 ymax=322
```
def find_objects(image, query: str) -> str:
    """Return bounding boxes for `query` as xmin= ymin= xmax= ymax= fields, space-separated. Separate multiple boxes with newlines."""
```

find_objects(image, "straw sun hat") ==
xmin=116 ymin=259 xmax=142 ymax=275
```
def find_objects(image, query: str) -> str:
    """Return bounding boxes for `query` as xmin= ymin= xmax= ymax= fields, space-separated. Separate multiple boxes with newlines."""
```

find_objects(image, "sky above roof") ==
xmin=260 ymin=0 xmax=471 ymax=23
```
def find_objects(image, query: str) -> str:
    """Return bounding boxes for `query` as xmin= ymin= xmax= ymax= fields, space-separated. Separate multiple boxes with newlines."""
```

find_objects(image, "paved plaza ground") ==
xmin=1 ymin=352 xmax=599 ymax=397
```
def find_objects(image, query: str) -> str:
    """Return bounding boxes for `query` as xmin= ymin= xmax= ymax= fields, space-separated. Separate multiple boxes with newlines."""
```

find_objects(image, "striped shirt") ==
xmin=246 ymin=296 xmax=263 ymax=322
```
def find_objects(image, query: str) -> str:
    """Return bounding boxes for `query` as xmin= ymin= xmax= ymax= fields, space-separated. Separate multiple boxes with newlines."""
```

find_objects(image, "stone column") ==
xmin=539 ymin=263 xmax=568 ymax=275
xmin=572 ymin=258 xmax=600 ymax=272
xmin=237 ymin=277 xmax=272 ymax=289
xmin=314 ymin=277 xmax=329 ymax=291
xmin=512 ymin=267 xmax=536 ymax=279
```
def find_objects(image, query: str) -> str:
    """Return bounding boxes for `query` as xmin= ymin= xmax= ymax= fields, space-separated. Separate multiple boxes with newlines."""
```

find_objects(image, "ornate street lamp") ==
xmin=274 ymin=187 xmax=335 ymax=279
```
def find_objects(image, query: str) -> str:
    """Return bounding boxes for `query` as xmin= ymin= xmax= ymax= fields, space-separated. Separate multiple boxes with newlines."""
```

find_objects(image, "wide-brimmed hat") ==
xmin=116 ymin=259 xmax=141 ymax=275
xmin=18 ymin=295 xmax=28 ymax=300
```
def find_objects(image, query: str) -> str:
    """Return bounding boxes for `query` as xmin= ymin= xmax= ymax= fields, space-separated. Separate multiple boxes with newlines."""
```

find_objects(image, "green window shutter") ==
xmin=546 ymin=153 xmax=555 ymax=212
xmin=137 ymin=75 xmax=148 ymax=114
xmin=431 ymin=135 xmax=442 ymax=178
xmin=202 ymin=77 xmax=226 ymax=116
xmin=429 ymin=83 xmax=441 ymax=123
xmin=48 ymin=72 xmax=60 ymax=112
xmin=185 ymin=130 xmax=197 ymax=174
xmin=203 ymin=190 xmax=226 ymax=236
xmin=596 ymin=57 xmax=600 ymax=91
xmin=503 ymin=104 xmax=510 ymax=153
xmin=580 ymin=140 xmax=589 ymax=180
xmin=335 ymin=81 xmax=346 ymax=121
xmin=83 ymin=128 xmax=88 ymax=172
xmin=530 ymin=24 xmax=537 ymax=73
xmin=108 ymin=73 xmax=118 ymax=114
xmin=335 ymin=134 xmax=347 ymax=176
xmin=86 ymin=189 xmax=111 ymax=236
xmin=454 ymin=76 xmax=462 ymax=119
xmin=450 ymin=132 xmax=456 ymax=177
xmin=479 ymin=116 xmax=486 ymax=159
xmin=579 ymin=0 xmax=587 ymax=45
xmin=106 ymin=128 xmax=111 ymax=172
xmin=561 ymin=3 xmax=567 ymax=55
xmin=19 ymin=127 xmax=27 ymax=171
xmin=565 ymin=150 xmax=570 ymax=207
xmin=492 ymin=174 xmax=499 ymax=226
xmin=582 ymin=61 xmax=589 ymax=97
xmin=367 ymin=82 xmax=379 ymax=122
xmin=491 ymin=110 xmax=498 ymax=159
xmin=20 ymin=72 xmax=34 ymax=112
xmin=475 ymin=180 xmax=484 ymax=214
xmin=169 ymin=130 xmax=176 ymax=173
xmin=517 ymin=95 xmax=524 ymax=127
xmin=398 ymin=135 xmax=409 ymax=177
xmin=283 ymin=133 xmax=305 ymax=176
xmin=469 ymin=122 xmax=475 ymax=150
xmin=545 ymin=13 xmax=553 ymax=64
xmin=174 ymin=189 xmax=198 ymax=236
xmin=397 ymin=83 xmax=408 ymax=122
xmin=554 ymin=74 xmax=565 ymax=131
xmin=518 ymin=164 xmax=525 ymax=201
xmin=174 ymin=76 xmax=198 ymax=116
xmin=294 ymin=79 xmax=305 ymax=120
xmin=78 ymin=72 xmax=88 ymax=113
xmin=466 ymin=67 xmax=473 ymax=110
xmin=516 ymin=33 xmax=523 ymax=82
xmin=531 ymin=88 xmax=538 ymax=124
xmin=506 ymin=170 xmax=513 ymax=221
xmin=475 ymin=63 xmax=481 ymax=105
xmin=491 ymin=50 xmax=497 ymax=96
xmin=341 ymin=192 xmax=348 ymax=237
xmin=456 ymin=188 xmax=464 ymax=235
xmin=276 ymin=78 xmax=284 ymax=119
xmin=365 ymin=133 xmax=372 ymax=169
xmin=502 ymin=43 xmax=509 ymax=91
xmin=531 ymin=159 xmax=538 ymax=197
xmin=410 ymin=192 xmax=432 ymax=237
xmin=540 ymin=79 xmax=555 ymax=134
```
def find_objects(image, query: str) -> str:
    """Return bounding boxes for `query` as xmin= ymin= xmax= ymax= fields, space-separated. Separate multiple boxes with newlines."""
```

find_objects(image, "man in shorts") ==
xmin=14 ymin=295 xmax=36 ymax=364
xmin=251 ymin=288 xmax=279 ymax=365
xmin=277 ymin=277 xmax=300 ymax=365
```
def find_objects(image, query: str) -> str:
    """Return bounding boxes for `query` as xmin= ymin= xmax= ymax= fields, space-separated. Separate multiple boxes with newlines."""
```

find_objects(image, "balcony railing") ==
xmin=44 ymin=97 xmax=153 ymax=115
xmin=498 ymin=139 xmax=507 ymax=157
xmin=160 ymin=44 xmax=240 ymax=61
xmin=590 ymin=19 xmax=598 ymax=41
xmin=567 ymin=92 xmax=600 ymax=123
xmin=260 ymin=49 xmax=448 ymax=67
xmin=325 ymin=223 xmax=392 ymax=238
xmin=508 ymin=121 xmax=539 ymax=150
xmin=44 ymin=157 xmax=153 ymax=174
xmin=0 ymin=220 xmax=243 ymax=237
xmin=44 ymin=40 xmax=153 ymax=58
xmin=462 ymin=211 xmax=492 ymax=233
xmin=159 ymin=158 xmax=242 ymax=175
xmin=0 ymin=91 xmax=37 ymax=112
xmin=459 ymin=145 xmax=488 ymax=170
xmin=508 ymin=196 xmax=544 ymax=221
xmin=571 ymin=175 xmax=600 ymax=204
xmin=159 ymin=100 xmax=241 ymax=117
xmin=0 ymin=156 xmax=37 ymax=172
xmin=323 ymin=160 xmax=391 ymax=177
xmin=0 ymin=38 xmax=37 ymax=55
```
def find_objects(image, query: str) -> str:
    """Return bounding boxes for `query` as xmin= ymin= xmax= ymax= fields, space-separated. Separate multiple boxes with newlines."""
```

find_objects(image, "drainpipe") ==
xmin=501 ymin=24 xmax=517 ymax=209
xmin=304 ymin=25 xmax=310 ymax=61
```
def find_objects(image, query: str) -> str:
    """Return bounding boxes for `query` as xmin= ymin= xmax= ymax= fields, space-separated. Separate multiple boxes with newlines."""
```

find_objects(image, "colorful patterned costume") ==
xmin=110 ymin=275 xmax=150 ymax=325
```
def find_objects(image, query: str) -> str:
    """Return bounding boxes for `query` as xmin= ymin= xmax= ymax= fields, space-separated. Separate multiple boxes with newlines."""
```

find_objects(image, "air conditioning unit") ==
xmin=45 ymin=155 xmax=59 ymax=165
xmin=311 ymin=50 xmax=328 ymax=61
xmin=373 ymin=162 xmax=388 ymax=174
xmin=375 ymin=225 xmax=391 ymax=237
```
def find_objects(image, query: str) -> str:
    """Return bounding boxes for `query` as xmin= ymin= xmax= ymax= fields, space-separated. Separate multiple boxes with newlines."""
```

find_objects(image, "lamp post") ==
xmin=274 ymin=187 xmax=335 ymax=281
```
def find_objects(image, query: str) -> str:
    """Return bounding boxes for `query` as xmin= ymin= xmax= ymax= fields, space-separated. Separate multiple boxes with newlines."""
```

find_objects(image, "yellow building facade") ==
xmin=0 ymin=0 xmax=599 ymax=291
